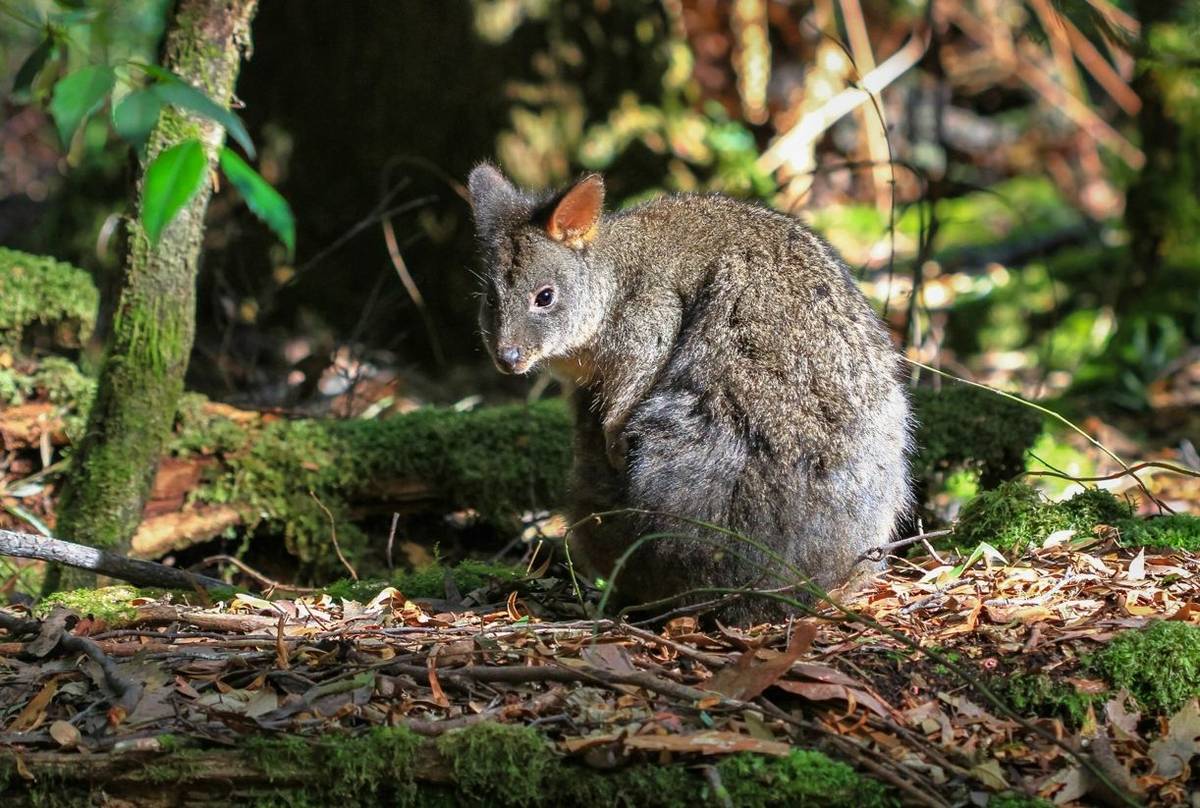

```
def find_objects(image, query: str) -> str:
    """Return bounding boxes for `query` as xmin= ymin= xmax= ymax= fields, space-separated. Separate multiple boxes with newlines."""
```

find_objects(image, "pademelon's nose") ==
xmin=498 ymin=345 xmax=522 ymax=373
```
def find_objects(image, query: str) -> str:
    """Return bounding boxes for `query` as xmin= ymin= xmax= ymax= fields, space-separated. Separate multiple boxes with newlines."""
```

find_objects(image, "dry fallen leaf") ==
xmin=8 ymin=677 xmax=58 ymax=732
xmin=1148 ymin=699 xmax=1200 ymax=780
xmin=709 ymin=622 xmax=816 ymax=701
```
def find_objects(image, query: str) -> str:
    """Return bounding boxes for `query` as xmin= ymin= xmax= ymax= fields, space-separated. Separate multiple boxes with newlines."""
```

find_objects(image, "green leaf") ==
xmin=12 ymin=36 xmax=54 ymax=96
xmin=112 ymin=88 xmax=163 ymax=148
xmin=48 ymin=64 xmax=116 ymax=147
xmin=151 ymin=75 xmax=255 ymax=158
xmin=218 ymin=147 xmax=295 ymax=257
xmin=142 ymin=139 xmax=207 ymax=245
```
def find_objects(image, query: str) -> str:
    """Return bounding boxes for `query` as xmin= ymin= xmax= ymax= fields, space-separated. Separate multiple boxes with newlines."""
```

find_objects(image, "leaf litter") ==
xmin=1 ymin=533 xmax=1198 ymax=805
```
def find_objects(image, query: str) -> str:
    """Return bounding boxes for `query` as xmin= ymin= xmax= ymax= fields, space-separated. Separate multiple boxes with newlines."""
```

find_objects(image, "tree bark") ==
xmin=50 ymin=0 xmax=259 ymax=590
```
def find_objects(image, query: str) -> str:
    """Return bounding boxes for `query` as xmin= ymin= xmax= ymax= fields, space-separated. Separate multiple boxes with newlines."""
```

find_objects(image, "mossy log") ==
xmin=3 ymin=382 xmax=1044 ymax=571
xmin=51 ymin=0 xmax=259 ymax=589
xmin=0 ymin=722 xmax=894 ymax=808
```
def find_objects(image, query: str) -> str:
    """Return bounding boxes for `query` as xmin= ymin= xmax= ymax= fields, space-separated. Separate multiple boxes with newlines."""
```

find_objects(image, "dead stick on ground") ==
xmin=0 ymin=528 xmax=228 ymax=591
xmin=857 ymin=529 xmax=953 ymax=563
xmin=620 ymin=623 xmax=730 ymax=670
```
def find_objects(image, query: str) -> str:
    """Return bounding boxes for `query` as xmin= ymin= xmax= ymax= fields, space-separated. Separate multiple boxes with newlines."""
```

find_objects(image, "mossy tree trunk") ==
xmin=1123 ymin=0 xmax=1200 ymax=296
xmin=49 ymin=0 xmax=259 ymax=590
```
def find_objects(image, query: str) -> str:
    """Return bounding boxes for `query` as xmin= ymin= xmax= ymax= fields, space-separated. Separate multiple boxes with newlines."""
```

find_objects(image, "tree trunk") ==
xmin=49 ymin=0 xmax=259 ymax=591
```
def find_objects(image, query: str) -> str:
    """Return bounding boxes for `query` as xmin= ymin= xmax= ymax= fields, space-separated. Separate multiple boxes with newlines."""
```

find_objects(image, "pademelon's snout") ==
xmin=495 ymin=344 xmax=534 ymax=374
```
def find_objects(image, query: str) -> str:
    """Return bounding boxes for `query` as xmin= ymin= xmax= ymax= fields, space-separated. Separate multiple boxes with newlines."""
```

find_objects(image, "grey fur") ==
xmin=468 ymin=164 xmax=913 ymax=624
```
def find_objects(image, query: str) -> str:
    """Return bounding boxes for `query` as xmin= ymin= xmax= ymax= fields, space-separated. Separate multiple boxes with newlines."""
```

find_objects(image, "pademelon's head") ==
xmin=468 ymin=163 xmax=610 ymax=375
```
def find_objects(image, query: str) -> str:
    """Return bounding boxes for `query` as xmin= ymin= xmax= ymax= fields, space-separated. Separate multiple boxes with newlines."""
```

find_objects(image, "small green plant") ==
xmin=7 ymin=5 xmax=293 ymax=254
xmin=1087 ymin=620 xmax=1200 ymax=714
xmin=993 ymin=672 xmax=1106 ymax=727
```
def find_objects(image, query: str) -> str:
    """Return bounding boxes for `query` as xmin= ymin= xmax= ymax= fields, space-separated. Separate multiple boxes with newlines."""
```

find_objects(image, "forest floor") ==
xmin=2 ymin=532 xmax=1199 ymax=807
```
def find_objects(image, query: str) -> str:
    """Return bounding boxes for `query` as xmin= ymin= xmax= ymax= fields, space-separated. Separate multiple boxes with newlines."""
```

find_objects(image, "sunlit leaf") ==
xmin=149 ymin=71 xmax=255 ymax=157
xmin=218 ymin=146 xmax=295 ymax=257
xmin=112 ymin=88 xmax=163 ymax=148
xmin=12 ymin=36 xmax=54 ymax=96
xmin=48 ymin=64 xmax=116 ymax=147
xmin=142 ymin=138 xmax=207 ymax=245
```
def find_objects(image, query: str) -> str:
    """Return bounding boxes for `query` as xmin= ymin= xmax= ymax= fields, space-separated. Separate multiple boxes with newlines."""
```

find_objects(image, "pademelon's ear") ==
xmin=468 ymin=163 xmax=517 ymax=229
xmin=547 ymin=174 xmax=604 ymax=248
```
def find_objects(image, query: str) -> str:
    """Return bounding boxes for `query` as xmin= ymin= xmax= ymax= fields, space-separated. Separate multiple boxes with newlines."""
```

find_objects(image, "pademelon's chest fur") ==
xmin=548 ymin=350 xmax=599 ymax=387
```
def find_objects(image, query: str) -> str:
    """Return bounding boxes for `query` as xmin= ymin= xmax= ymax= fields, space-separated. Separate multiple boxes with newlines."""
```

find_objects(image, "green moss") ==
xmin=716 ymin=747 xmax=895 ymax=808
xmin=201 ymin=388 xmax=1043 ymax=572
xmin=0 ymin=248 xmax=98 ymax=350
xmin=992 ymin=672 xmax=1106 ymax=727
xmin=550 ymin=760 xmax=698 ymax=808
xmin=953 ymin=481 xmax=1133 ymax=552
xmin=172 ymin=392 xmax=251 ymax=455
xmin=194 ymin=400 xmax=571 ymax=575
xmin=911 ymin=385 xmax=1044 ymax=491
xmin=0 ymin=357 xmax=97 ymax=450
xmin=1087 ymin=621 xmax=1200 ymax=714
xmin=324 ymin=561 xmax=526 ymax=602
xmin=142 ymin=751 xmax=203 ymax=785
xmin=404 ymin=559 xmax=525 ymax=599
xmin=438 ymin=722 xmax=554 ymax=807
xmin=245 ymin=726 xmax=423 ymax=806
xmin=438 ymin=722 xmax=895 ymax=808
xmin=1114 ymin=514 xmax=1200 ymax=552
xmin=35 ymin=585 xmax=142 ymax=623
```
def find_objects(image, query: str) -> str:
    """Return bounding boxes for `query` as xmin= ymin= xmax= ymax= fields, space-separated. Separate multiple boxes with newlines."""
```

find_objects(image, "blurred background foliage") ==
xmin=1 ymin=0 xmax=1198 ymax=557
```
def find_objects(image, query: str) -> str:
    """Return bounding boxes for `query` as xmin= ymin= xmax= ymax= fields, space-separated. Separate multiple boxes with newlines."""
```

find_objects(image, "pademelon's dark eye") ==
xmin=534 ymin=286 xmax=555 ymax=308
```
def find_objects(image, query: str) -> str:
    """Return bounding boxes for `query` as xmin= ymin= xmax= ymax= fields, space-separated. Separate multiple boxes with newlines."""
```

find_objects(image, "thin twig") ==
xmin=620 ymin=623 xmax=730 ymax=669
xmin=386 ymin=512 xmax=400 ymax=572
xmin=1024 ymin=459 xmax=1200 ymax=484
xmin=382 ymin=214 xmax=446 ymax=368
xmin=309 ymin=490 xmax=357 ymax=581
xmin=858 ymin=529 xmax=953 ymax=563
xmin=201 ymin=555 xmax=319 ymax=594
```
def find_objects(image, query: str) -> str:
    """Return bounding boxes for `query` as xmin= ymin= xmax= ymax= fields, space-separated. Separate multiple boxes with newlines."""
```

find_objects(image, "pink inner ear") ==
xmin=549 ymin=176 xmax=604 ymax=241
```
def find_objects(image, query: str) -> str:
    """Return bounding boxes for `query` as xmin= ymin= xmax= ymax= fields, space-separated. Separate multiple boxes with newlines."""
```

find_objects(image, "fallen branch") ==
xmin=0 ymin=528 xmax=228 ymax=592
